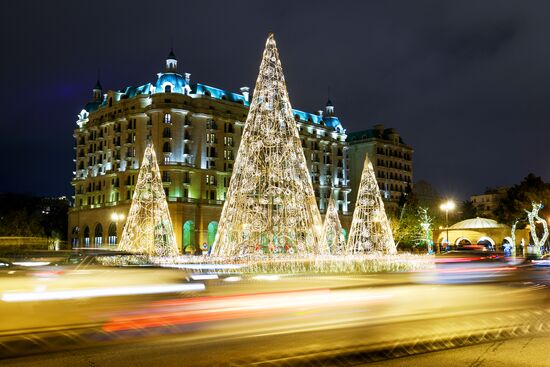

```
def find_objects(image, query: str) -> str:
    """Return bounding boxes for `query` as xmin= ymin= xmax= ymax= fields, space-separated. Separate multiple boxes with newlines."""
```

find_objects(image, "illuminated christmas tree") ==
xmin=211 ymin=33 xmax=326 ymax=257
xmin=322 ymin=191 xmax=346 ymax=254
xmin=526 ymin=202 xmax=548 ymax=258
xmin=118 ymin=143 xmax=179 ymax=257
xmin=346 ymin=155 xmax=396 ymax=254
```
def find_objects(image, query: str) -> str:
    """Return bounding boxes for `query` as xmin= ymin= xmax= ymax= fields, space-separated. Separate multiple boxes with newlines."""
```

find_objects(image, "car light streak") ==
xmin=103 ymin=288 xmax=391 ymax=332
xmin=1 ymin=283 xmax=205 ymax=302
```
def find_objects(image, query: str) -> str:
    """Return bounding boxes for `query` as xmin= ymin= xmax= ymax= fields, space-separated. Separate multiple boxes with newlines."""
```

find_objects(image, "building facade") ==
xmin=470 ymin=187 xmax=507 ymax=219
xmin=69 ymin=50 xmax=351 ymax=252
xmin=347 ymin=124 xmax=414 ymax=213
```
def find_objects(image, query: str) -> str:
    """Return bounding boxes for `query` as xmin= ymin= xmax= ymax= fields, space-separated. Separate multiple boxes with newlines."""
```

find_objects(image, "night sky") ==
xmin=1 ymin=1 xmax=549 ymax=200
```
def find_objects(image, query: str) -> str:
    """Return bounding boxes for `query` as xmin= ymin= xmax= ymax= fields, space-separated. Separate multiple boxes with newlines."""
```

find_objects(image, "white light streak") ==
xmin=1 ymin=283 xmax=205 ymax=302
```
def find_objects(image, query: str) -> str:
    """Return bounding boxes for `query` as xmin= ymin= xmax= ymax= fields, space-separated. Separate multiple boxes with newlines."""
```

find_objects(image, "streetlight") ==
xmin=439 ymin=200 xmax=455 ymax=251
xmin=111 ymin=213 xmax=125 ymax=221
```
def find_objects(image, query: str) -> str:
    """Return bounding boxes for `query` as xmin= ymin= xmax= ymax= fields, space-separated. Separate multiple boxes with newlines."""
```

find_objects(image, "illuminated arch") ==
xmin=71 ymin=226 xmax=80 ymax=247
xmin=94 ymin=223 xmax=103 ymax=246
xmin=183 ymin=220 xmax=195 ymax=253
xmin=455 ymin=237 xmax=471 ymax=247
xmin=477 ymin=236 xmax=495 ymax=249
xmin=108 ymin=222 xmax=117 ymax=245
xmin=341 ymin=228 xmax=348 ymax=242
xmin=207 ymin=221 xmax=218 ymax=247
xmin=83 ymin=225 xmax=90 ymax=247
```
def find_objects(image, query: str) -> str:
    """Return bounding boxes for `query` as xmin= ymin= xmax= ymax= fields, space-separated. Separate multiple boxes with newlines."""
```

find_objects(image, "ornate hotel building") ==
xmin=69 ymin=50 xmax=352 ymax=252
xmin=347 ymin=125 xmax=414 ymax=213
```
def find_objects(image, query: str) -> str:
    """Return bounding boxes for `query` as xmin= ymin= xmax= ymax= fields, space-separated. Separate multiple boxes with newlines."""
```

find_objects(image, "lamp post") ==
xmin=439 ymin=200 xmax=455 ymax=251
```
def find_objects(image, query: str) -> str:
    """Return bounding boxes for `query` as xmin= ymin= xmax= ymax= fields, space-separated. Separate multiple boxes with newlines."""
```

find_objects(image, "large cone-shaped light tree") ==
xmin=322 ymin=191 xmax=346 ymax=254
xmin=211 ymin=34 xmax=326 ymax=257
xmin=118 ymin=143 xmax=179 ymax=257
xmin=346 ymin=155 xmax=397 ymax=254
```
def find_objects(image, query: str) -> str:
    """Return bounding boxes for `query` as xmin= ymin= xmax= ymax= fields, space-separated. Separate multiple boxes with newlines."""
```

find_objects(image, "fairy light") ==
xmin=118 ymin=143 xmax=179 ymax=257
xmin=525 ymin=202 xmax=549 ymax=258
xmin=322 ymin=191 xmax=346 ymax=254
xmin=346 ymin=157 xmax=396 ymax=254
xmin=211 ymin=33 xmax=326 ymax=257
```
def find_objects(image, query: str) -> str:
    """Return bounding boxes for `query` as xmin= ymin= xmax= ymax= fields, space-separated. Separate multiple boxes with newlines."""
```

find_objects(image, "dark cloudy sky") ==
xmin=1 ymin=0 xmax=549 ymax=200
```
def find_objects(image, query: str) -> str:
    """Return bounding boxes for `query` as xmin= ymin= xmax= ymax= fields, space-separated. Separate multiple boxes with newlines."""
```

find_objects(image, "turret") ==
xmin=92 ymin=79 xmax=102 ymax=101
xmin=166 ymin=48 xmax=177 ymax=73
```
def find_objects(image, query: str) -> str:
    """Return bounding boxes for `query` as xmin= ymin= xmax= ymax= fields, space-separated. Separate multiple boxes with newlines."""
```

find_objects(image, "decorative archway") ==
xmin=94 ymin=223 xmax=103 ymax=246
xmin=108 ymin=222 xmax=117 ymax=245
xmin=71 ymin=226 xmax=80 ymax=247
xmin=83 ymin=226 xmax=90 ymax=247
xmin=183 ymin=220 xmax=195 ymax=253
xmin=455 ymin=237 xmax=471 ymax=247
xmin=477 ymin=236 xmax=495 ymax=249
xmin=207 ymin=221 xmax=218 ymax=248
xmin=341 ymin=228 xmax=348 ymax=242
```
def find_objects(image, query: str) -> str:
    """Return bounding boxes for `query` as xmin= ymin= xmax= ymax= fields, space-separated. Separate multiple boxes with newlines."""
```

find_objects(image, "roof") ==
xmin=155 ymin=73 xmax=187 ymax=93
xmin=94 ymin=79 xmax=102 ymax=90
xmin=347 ymin=127 xmax=407 ymax=145
xmin=168 ymin=49 xmax=176 ymax=59
xmin=449 ymin=217 xmax=508 ymax=230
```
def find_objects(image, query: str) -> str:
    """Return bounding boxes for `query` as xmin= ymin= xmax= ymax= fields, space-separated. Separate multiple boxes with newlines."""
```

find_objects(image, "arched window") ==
xmin=83 ymin=226 xmax=90 ymax=247
xmin=183 ymin=220 xmax=195 ymax=253
xmin=207 ymin=221 xmax=218 ymax=247
xmin=94 ymin=223 xmax=103 ymax=246
xmin=162 ymin=142 xmax=171 ymax=153
xmin=108 ymin=222 xmax=117 ymax=245
xmin=71 ymin=226 xmax=80 ymax=247
xmin=108 ymin=97 xmax=113 ymax=107
xmin=164 ymin=84 xmax=172 ymax=93
xmin=341 ymin=228 xmax=348 ymax=242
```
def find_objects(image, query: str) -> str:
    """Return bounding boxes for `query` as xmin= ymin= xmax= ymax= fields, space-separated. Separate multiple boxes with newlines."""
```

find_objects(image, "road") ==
xmin=365 ymin=336 xmax=549 ymax=367
xmin=1 ymin=256 xmax=550 ymax=365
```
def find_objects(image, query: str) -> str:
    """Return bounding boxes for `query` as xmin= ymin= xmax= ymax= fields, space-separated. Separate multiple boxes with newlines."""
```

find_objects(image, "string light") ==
xmin=346 ymin=157 xmax=396 ymax=254
xmin=211 ymin=33 xmax=327 ymax=257
xmin=118 ymin=143 xmax=179 ymax=257
xmin=322 ymin=191 xmax=346 ymax=254
xmin=525 ymin=202 xmax=548 ymax=258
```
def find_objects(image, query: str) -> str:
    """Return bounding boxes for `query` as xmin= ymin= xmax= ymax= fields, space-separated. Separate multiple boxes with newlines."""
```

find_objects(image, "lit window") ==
xmin=164 ymin=113 xmax=171 ymax=124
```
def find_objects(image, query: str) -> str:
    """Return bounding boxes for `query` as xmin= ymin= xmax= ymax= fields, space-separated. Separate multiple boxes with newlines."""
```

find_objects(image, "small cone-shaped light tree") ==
xmin=119 ymin=143 xmax=179 ymax=257
xmin=322 ymin=191 xmax=346 ymax=254
xmin=346 ymin=155 xmax=396 ymax=254
xmin=211 ymin=33 xmax=326 ymax=257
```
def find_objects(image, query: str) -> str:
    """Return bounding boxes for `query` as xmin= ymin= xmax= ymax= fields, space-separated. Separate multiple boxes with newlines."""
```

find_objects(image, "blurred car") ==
xmin=417 ymin=245 xmax=515 ymax=284
xmin=529 ymin=253 xmax=550 ymax=268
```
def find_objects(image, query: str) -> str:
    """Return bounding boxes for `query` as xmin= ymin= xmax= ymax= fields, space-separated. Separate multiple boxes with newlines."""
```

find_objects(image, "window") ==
xmin=163 ymin=113 xmax=171 ymax=124
xmin=163 ymin=142 xmax=171 ymax=153
xmin=94 ymin=224 xmax=103 ymax=246
xmin=207 ymin=133 xmax=216 ymax=143
xmin=207 ymin=146 xmax=216 ymax=158
xmin=163 ymin=127 xmax=171 ymax=138
xmin=165 ymin=84 xmax=172 ymax=93
xmin=205 ymin=174 xmax=216 ymax=185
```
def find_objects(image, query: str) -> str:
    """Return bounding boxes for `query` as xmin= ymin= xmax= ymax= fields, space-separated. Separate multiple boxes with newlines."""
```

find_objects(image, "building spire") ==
xmin=93 ymin=68 xmax=103 ymax=101
xmin=325 ymin=86 xmax=334 ymax=116
xmin=166 ymin=44 xmax=177 ymax=73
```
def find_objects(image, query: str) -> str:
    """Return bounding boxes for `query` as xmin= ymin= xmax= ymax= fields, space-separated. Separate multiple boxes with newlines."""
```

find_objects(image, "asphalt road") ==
xmin=1 ymin=263 xmax=550 ymax=366
xmin=365 ymin=336 xmax=550 ymax=367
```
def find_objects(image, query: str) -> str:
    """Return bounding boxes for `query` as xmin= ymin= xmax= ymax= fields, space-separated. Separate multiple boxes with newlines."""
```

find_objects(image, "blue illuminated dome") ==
xmin=155 ymin=73 xmax=188 ymax=94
